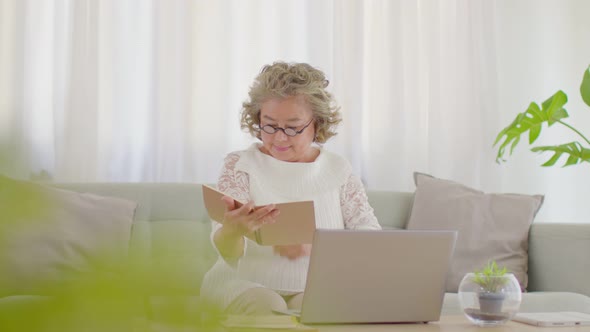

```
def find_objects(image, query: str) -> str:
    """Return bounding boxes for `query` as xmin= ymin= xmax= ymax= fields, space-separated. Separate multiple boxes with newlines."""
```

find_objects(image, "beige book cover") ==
xmin=202 ymin=184 xmax=316 ymax=246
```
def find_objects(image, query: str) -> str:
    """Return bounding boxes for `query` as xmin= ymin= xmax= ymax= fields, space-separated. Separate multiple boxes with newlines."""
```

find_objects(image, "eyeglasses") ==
xmin=259 ymin=118 xmax=314 ymax=137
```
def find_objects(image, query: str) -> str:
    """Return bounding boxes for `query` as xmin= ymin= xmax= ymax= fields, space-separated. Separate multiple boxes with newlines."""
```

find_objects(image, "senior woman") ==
xmin=200 ymin=62 xmax=381 ymax=315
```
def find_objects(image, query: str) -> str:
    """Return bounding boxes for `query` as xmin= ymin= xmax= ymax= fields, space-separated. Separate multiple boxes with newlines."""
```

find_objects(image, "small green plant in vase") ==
xmin=459 ymin=261 xmax=522 ymax=326
xmin=472 ymin=261 xmax=509 ymax=314
xmin=473 ymin=261 xmax=509 ymax=293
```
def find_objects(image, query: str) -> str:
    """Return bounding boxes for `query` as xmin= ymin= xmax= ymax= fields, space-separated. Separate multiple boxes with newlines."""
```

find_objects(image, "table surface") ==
xmin=145 ymin=315 xmax=590 ymax=332
xmin=313 ymin=315 xmax=590 ymax=332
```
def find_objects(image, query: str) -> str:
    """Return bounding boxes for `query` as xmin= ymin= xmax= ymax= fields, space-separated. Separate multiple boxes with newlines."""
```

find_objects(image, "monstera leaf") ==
xmin=494 ymin=65 xmax=590 ymax=167
xmin=582 ymin=66 xmax=590 ymax=107
xmin=531 ymin=142 xmax=590 ymax=167
xmin=494 ymin=90 xmax=569 ymax=161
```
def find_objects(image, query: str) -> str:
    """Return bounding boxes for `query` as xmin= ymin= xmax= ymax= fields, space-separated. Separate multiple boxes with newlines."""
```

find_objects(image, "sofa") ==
xmin=2 ymin=182 xmax=590 ymax=325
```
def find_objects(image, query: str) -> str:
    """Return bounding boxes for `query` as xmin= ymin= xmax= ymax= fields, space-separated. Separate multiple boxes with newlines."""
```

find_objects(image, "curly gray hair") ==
xmin=240 ymin=62 xmax=341 ymax=143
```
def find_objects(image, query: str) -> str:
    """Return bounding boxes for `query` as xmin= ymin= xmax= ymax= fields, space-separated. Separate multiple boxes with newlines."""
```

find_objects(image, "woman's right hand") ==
xmin=219 ymin=196 xmax=280 ymax=238
xmin=214 ymin=196 xmax=279 ymax=259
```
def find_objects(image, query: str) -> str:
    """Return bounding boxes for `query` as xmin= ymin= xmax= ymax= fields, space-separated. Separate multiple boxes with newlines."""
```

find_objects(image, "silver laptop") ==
xmin=294 ymin=229 xmax=457 ymax=324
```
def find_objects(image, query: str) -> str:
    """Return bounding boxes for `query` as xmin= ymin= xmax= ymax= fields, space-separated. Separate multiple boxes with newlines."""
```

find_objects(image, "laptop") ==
xmin=278 ymin=229 xmax=457 ymax=324
xmin=513 ymin=312 xmax=590 ymax=327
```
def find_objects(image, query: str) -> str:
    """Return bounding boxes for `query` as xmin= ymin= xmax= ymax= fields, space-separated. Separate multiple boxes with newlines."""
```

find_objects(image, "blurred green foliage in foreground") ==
xmin=0 ymin=147 xmax=223 ymax=332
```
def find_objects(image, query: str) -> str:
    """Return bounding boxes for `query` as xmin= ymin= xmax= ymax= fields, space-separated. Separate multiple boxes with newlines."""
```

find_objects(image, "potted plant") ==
xmin=494 ymin=65 xmax=590 ymax=167
xmin=458 ymin=260 xmax=522 ymax=326
xmin=471 ymin=261 xmax=509 ymax=314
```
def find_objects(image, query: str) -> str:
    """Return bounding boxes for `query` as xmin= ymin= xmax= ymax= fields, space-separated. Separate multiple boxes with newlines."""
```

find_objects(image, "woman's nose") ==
xmin=275 ymin=130 xmax=288 ymax=141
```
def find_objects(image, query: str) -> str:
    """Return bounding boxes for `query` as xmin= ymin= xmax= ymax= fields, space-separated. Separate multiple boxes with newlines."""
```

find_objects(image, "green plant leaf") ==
xmin=531 ymin=142 xmax=590 ymax=167
xmin=529 ymin=122 xmax=541 ymax=143
xmin=541 ymin=90 xmax=569 ymax=126
xmin=494 ymin=91 xmax=569 ymax=163
xmin=581 ymin=65 xmax=590 ymax=107
xmin=472 ymin=261 xmax=509 ymax=292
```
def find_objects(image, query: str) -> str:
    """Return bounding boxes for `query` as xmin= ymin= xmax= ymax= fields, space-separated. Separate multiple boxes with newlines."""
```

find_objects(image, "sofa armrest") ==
xmin=527 ymin=223 xmax=590 ymax=296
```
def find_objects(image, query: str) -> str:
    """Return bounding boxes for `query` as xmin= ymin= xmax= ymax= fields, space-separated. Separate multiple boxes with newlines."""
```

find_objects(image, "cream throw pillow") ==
xmin=0 ymin=176 xmax=137 ymax=296
xmin=406 ymin=172 xmax=544 ymax=292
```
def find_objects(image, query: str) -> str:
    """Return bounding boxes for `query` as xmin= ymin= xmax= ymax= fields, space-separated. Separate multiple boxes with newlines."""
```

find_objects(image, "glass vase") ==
xmin=458 ymin=273 xmax=522 ymax=327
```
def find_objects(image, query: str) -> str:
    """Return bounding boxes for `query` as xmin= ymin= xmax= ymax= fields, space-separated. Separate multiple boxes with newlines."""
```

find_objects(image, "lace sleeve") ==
xmin=209 ymin=153 xmax=251 ymax=260
xmin=217 ymin=153 xmax=250 ymax=202
xmin=340 ymin=174 xmax=382 ymax=230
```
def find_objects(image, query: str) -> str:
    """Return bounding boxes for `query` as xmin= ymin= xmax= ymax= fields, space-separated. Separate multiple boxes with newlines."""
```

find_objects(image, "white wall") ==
xmin=495 ymin=0 xmax=590 ymax=222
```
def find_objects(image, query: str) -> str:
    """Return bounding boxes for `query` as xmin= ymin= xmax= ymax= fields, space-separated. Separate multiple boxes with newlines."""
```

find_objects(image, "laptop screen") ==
xmin=299 ymin=229 xmax=457 ymax=324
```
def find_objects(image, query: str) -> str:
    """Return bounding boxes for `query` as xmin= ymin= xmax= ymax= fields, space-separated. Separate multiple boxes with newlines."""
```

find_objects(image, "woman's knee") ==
xmin=226 ymin=288 xmax=287 ymax=315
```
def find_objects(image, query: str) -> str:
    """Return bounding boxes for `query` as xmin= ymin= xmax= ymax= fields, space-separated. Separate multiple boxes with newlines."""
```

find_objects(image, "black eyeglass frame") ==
xmin=259 ymin=118 xmax=314 ymax=137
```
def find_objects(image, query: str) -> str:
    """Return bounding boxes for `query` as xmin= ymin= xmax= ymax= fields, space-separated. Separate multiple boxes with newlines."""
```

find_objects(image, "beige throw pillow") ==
xmin=406 ymin=172 xmax=543 ymax=292
xmin=0 ymin=176 xmax=137 ymax=296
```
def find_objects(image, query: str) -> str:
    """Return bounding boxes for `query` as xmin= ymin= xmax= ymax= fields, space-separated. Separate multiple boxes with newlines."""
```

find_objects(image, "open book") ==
xmin=202 ymin=184 xmax=316 ymax=246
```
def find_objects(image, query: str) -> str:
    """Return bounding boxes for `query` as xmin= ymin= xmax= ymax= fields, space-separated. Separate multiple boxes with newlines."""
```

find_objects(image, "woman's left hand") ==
xmin=273 ymin=244 xmax=312 ymax=260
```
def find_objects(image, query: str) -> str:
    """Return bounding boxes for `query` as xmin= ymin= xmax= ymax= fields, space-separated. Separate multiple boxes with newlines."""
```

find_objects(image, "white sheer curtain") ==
xmin=1 ymin=0 xmax=589 ymax=222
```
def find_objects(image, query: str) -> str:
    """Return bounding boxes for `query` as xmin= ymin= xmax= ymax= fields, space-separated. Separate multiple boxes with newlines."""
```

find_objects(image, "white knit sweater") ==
xmin=200 ymin=144 xmax=380 ymax=309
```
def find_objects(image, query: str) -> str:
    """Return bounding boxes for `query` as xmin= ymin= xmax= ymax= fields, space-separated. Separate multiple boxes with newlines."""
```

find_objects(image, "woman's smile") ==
xmin=273 ymin=145 xmax=290 ymax=152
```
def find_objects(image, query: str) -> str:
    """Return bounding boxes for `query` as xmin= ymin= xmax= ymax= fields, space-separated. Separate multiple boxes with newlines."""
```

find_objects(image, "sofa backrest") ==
xmin=366 ymin=190 xmax=414 ymax=229
xmin=53 ymin=183 xmax=216 ymax=296
xmin=51 ymin=183 xmax=416 ymax=296
xmin=50 ymin=183 xmax=590 ymax=298
xmin=54 ymin=183 xmax=208 ymax=221
xmin=52 ymin=183 xmax=415 ymax=226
